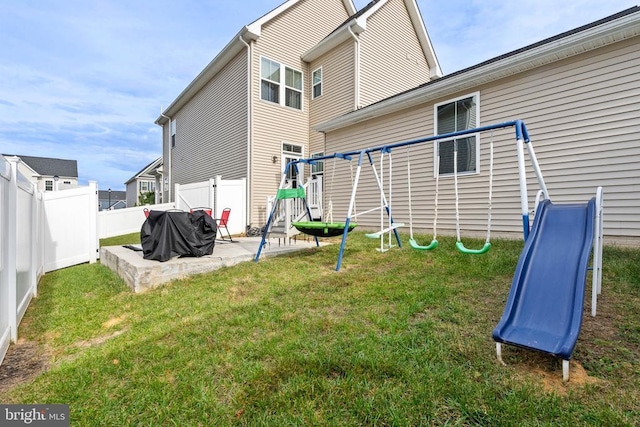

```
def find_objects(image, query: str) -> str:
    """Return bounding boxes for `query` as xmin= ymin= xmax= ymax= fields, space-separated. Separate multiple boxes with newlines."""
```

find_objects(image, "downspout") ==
xmin=239 ymin=35 xmax=252 ymax=229
xmin=347 ymin=25 xmax=360 ymax=110
xmin=160 ymin=110 xmax=172 ymax=203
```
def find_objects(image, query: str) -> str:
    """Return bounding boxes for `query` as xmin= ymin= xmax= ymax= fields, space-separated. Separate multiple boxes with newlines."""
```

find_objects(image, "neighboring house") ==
xmin=2 ymin=154 xmax=78 ymax=191
xmin=98 ymin=190 xmax=127 ymax=211
xmin=315 ymin=7 xmax=640 ymax=246
xmin=156 ymin=0 xmax=441 ymax=227
xmin=124 ymin=157 xmax=163 ymax=207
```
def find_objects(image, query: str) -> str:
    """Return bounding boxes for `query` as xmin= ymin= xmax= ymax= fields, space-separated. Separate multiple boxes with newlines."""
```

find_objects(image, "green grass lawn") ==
xmin=2 ymin=233 xmax=639 ymax=426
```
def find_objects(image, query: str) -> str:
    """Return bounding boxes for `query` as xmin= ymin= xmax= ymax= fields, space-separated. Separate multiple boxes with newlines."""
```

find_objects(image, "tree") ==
xmin=138 ymin=191 xmax=155 ymax=206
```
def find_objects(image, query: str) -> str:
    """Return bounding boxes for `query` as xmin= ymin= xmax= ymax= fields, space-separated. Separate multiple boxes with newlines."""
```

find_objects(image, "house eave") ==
xmin=301 ymin=18 xmax=367 ymax=62
xmin=155 ymin=26 xmax=257 ymax=125
xmin=405 ymin=0 xmax=442 ymax=78
xmin=314 ymin=10 xmax=640 ymax=133
xmin=156 ymin=1 xmax=358 ymax=126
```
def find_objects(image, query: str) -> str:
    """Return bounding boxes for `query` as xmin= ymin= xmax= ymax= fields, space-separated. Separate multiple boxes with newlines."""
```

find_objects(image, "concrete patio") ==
xmin=100 ymin=236 xmax=326 ymax=293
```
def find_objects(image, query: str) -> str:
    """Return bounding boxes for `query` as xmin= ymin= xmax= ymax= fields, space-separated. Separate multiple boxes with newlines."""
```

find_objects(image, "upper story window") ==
xmin=434 ymin=93 xmax=480 ymax=177
xmin=285 ymin=68 xmax=302 ymax=109
xmin=171 ymin=119 xmax=176 ymax=148
xmin=261 ymin=57 xmax=280 ymax=104
xmin=260 ymin=56 xmax=303 ymax=110
xmin=312 ymin=67 xmax=322 ymax=99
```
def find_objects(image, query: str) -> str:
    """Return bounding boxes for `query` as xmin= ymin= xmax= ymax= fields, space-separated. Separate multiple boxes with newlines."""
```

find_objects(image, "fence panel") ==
xmin=16 ymin=179 xmax=36 ymax=323
xmin=174 ymin=179 xmax=215 ymax=212
xmin=214 ymin=178 xmax=247 ymax=236
xmin=97 ymin=203 xmax=175 ymax=239
xmin=0 ymin=158 xmax=11 ymax=366
xmin=43 ymin=182 xmax=98 ymax=272
xmin=0 ymin=157 xmax=46 ymax=367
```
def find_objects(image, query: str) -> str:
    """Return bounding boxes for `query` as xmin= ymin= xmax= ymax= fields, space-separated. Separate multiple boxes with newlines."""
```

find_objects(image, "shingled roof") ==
xmin=4 ymin=154 xmax=78 ymax=177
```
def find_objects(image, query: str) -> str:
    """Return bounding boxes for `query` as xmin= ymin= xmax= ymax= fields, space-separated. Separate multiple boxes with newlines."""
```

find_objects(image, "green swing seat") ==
xmin=292 ymin=221 xmax=357 ymax=237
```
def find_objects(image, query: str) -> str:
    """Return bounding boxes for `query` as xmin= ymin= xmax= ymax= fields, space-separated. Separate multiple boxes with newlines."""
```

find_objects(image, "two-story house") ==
xmin=124 ymin=157 xmax=163 ymax=207
xmin=156 ymin=0 xmax=440 ymax=227
xmin=157 ymin=0 xmax=640 ymax=244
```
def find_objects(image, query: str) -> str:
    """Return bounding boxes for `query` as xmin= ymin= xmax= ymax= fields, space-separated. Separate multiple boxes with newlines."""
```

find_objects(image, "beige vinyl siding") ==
xmin=359 ymin=0 xmax=430 ymax=107
xmin=171 ymin=50 xmax=248 ymax=186
xmin=249 ymin=0 xmax=350 ymax=225
xmin=309 ymin=40 xmax=356 ymax=155
xmin=324 ymin=37 xmax=640 ymax=244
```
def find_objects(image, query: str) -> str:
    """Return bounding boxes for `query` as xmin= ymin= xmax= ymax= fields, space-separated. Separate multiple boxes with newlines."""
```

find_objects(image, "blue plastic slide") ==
xmin=493 ymin=198 xmax=596 ymax=360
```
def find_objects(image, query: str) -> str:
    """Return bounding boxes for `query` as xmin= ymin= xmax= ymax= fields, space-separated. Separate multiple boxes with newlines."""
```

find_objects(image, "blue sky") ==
xmin=1 ymin=0 xmax=635 ymax=191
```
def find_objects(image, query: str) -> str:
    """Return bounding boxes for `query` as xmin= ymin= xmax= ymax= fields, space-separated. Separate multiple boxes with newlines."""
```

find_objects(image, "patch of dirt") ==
xmin=533 ymin=361 xmax=599 ymax=396
xmin=73 ymin=329 xmax=126 ymax=349
xmin=102 ymin=315 xmax=126 ymax=329
xmin=0 ymin=339 xmax=49 ymax=396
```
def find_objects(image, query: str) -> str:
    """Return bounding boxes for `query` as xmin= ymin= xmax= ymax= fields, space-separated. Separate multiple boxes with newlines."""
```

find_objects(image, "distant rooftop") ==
xmin=4 ymin=154 xmax=78 ymax=177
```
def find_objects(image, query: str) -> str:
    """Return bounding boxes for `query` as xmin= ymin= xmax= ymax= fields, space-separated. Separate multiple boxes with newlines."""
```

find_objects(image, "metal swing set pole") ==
xmin=254 ymin=161 xmax=319 ymax=262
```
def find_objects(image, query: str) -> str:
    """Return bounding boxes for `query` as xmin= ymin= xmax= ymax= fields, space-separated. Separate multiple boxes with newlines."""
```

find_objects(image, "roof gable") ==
xmin=125 ymin=157 xmax=162 ymax=184
xmin=302 ymin=0 xmax=441 ymax=78
xmin=247 ymin=0 xmax=356 ymax=37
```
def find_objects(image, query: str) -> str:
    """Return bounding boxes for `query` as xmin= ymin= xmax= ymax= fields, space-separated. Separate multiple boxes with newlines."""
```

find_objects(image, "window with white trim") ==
xmin=261 ymin=57 xmax=280 ymax=104
xmin=312 ymin=67 xmax=322 ymax=99
xmin=140 ymin=181 xmax=155 ymax=193
xmin=311 ymin=152 xmax=324 ymax=175
xmin=434 ymin=93 xmax=479 ymax=176
xmin=282 ymin=143 xmax=304 ymax=187
xmin=171 ymin=119 xmax=176 ymax=148
xmin=261 ymin=56 xmax=303 ymax=110
xmin=45 ymin=180 xmax=53 ymax=191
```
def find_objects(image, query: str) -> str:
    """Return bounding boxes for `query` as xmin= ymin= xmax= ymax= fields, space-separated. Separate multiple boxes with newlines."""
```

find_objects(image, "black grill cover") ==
xmin=141 ymin=210 xmax=217 ymax=262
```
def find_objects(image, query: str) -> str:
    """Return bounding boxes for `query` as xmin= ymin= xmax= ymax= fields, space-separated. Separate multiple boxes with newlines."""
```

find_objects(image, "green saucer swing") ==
xmin=292 ymin=221 xmax=357 ymax=237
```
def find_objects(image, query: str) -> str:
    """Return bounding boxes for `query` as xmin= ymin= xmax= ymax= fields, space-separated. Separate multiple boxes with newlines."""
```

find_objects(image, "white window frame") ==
xmin=311 ymin=152 xmax=324 ymax=175
xmin=260 ymin=57 xmax=281 ymax=105
xmin=312 ymin=67 xmax=322 ymax=99
xmin=281 ymin=142 xmax=304 ymax=187
xmin=45 ymin=180 xmax=53 ymax=191
xmin=433 ymin=92 xmax=480 ymax=178
xmin=260 ymin=56 xmax=303 ymax=111
xmin=171 ymin=119 xmax=176 ymax=148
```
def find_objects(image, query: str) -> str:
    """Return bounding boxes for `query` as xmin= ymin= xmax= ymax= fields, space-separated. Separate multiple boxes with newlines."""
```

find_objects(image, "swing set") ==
xmin=256 ymin=120 xmax=548 ymax=271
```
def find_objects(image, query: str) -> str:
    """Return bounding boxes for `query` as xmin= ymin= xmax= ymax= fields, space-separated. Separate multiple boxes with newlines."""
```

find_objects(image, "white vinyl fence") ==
xmin=43 ymin=183 xmax=99 ymax=272
xmin=97 ymin=203 xmax=175 ymax=239
xmin=175 ymin=176 xmax=247 ymax=236
xmin=1 ymin=170 xmax=248 ymax=367
xmin=1 ymin=157 xmax=44 ymax=366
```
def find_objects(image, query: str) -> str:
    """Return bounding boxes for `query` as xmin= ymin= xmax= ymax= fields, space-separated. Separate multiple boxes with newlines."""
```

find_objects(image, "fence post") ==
xmin=29 ymin=182 xmax=38 ymax=298
xmin=6 ymin=157 xmax=18 ymax=342
xmin=174 ymin=183 xmax=181 ymax=210
xmin=88 ymin=181 xmax=98 ymax=263
xmin=213 ymin=176 xmax=221 ymax=217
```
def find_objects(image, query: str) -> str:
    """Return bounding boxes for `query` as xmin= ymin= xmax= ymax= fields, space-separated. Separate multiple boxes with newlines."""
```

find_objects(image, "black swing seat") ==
xmin=292 ymin=221 xmax=357 ymax=237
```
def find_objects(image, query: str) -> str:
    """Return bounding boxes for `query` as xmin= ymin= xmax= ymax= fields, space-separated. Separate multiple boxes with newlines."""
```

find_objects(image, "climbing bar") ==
xmin=364 ymin=223 xmax=405 ymax=239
